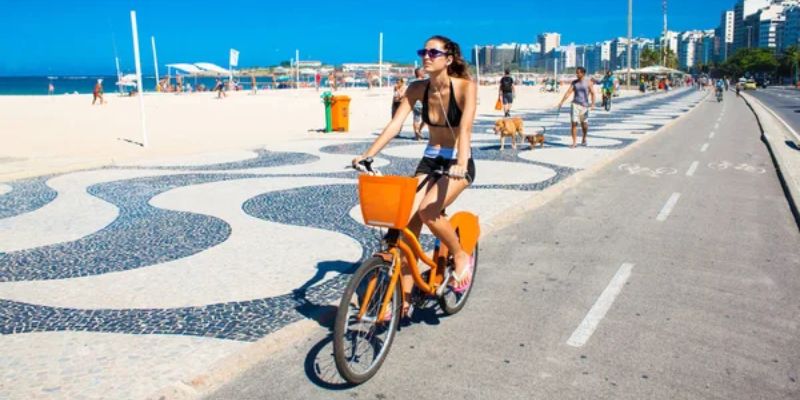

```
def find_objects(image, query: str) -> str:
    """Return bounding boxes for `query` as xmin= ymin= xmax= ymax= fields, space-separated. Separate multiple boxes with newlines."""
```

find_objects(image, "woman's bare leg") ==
xmin=417 ymin=176 xmax=471 ymax=284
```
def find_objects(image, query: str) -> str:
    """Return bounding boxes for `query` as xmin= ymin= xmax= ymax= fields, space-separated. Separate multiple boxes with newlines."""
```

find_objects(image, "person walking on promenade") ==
xmin=352 ymin=35 xmax=478 ymax=315
xmin=92 ymin=79 xmax=104 ymax=105
xmin=391 ymin=78 xmax=406 ymax=118
xmin=411 ymin=67 xmax=427 ymax=140
xmin=499 ymin=68 xmax=515 ymax=117
xmin=557 ymin=66 xmax=595 ymax=148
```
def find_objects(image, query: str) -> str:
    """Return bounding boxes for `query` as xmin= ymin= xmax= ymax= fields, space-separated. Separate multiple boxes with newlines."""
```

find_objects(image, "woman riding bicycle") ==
xmin=352 ymin=35 xmax=476 ymax=316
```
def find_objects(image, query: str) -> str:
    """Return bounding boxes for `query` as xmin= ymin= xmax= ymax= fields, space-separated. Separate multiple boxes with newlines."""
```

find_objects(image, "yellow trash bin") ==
xmin=331 ymin=95 xmax=351 ymax=132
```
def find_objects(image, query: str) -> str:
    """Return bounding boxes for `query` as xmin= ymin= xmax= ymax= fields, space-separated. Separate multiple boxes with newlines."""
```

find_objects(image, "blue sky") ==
xmin=1 ymin=0 xmax=734 ymax=75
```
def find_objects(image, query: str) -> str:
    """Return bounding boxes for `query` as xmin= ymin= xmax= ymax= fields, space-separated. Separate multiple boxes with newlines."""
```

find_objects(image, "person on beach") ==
xmin=315 ymin=71 xmax=321 ymax=91
xmin=92 ymin=79 xmax=104 ymax=105
xmin=251 ymin=74 xmax=257 ymax=95
xmin=328 ymin=72 xmax=337 ymax=91
xmin=352 ymin=35 xmax=477 ymax=317
xmin=556 ymin=66 xmax=595 ymax=148
xmin=411 ymin=68 xmax=427 ymax=140
xmin=48 ymin=82 xmax=55 ymax=95
xmin=214 ymin=78 xmax=226 ymax=99
xmin=391 ymin=78 xmax=406 ymax=118
xmin=498 ymin=68 xmax=515 ymax=117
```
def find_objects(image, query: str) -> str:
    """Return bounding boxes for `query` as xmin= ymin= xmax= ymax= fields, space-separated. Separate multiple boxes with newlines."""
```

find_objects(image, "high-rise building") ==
xmin=493 ymin=43 xmax=519 ymax=67
xmin=783 ymin=5 xmax=800 ymax=50
xmin=716 ymin=10 xmax=735 ymax=61
xmin=473 ymin=45 xmax=493 ymax=69
xmin=733 ymin=0 xmax=771 ymax=52
xmin=518 ymin=43 xmax=541 ymax=71
xmin=757 ymin=3 xmax=787 ymax=49
xmin=564 ymin=44 xmax=577 ymax=69
xmin=678 ymin=30 xmax=716 ymax=69
xmin=609 ymin=38 xmax=652 ymax=70
xmin=538 ymin=33 xmax=561 ymax=55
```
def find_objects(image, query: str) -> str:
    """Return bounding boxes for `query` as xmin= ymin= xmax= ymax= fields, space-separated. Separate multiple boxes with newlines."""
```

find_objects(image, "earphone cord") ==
xmin=434 ymin=80 xmax=457 ymax=144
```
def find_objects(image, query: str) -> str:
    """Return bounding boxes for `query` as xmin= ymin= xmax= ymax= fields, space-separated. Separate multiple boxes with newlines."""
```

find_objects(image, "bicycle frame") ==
xmin=356 ymin=228 xmax=440 ymax=323
xmin=357 ymin=212 xmax=480 ymax=323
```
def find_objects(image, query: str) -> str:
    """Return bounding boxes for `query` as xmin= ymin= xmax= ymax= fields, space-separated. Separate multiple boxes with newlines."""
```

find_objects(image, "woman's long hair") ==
xmin=428 ymin=35 xmax=471 ymax=80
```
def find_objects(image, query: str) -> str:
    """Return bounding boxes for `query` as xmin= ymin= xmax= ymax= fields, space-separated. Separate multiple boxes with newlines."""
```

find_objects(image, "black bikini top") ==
xmin=422 ymin=80 xmax=462 ymax=128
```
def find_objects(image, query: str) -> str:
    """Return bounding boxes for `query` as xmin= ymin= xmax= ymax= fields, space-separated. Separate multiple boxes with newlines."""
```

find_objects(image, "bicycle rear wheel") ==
xmin=333 ymin=257 xmax=401 ymax=384
xmin=438 ymin=242 xmax=479 ymax=315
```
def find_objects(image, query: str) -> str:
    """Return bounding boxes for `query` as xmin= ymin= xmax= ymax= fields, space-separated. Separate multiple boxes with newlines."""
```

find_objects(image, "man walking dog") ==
xmin=557 ymin=67 xmax=595 ymax=148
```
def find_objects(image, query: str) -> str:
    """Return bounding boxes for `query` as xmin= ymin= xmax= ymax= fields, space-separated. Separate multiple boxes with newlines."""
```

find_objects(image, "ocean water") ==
xmin=0 ymin=75 xmax=294 ymax=95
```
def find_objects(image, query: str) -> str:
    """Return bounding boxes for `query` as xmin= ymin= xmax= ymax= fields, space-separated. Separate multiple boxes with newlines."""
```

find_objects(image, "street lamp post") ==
xmin=627 ymin=0 xmax=633 ymax=88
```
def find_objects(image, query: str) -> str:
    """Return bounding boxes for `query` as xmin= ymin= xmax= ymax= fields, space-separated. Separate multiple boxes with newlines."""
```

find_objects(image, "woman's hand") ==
xmin=351 ymin=155 xmax=366 ymax=169
xmin=449 ymin=163 xmax=467 ymax=181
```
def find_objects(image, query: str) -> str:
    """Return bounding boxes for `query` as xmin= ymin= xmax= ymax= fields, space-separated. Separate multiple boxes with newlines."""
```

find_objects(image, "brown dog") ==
xmin=523 ymin=133 xmax=545 ymax=149
xmin=494 ymin=117 xmax=524 ymax=150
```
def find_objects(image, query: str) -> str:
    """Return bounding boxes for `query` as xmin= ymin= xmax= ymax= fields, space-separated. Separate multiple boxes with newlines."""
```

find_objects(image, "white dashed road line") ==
xmin=656 ymin=192 xmax=681 ymax=222
xmin=567 ymin=263 xmax=635 ymax=348
xmin=709 ymin=131 xmax=716 ymax=139
xmin=700 ymin=143 xmax=710 ymax=152
xmin=686 ymin=161 xmax=699 ymax=177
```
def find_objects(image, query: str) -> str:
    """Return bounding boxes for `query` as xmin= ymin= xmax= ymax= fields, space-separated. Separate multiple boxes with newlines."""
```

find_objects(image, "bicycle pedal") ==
xmin=436 ymin=269 xmax=452 ymax=297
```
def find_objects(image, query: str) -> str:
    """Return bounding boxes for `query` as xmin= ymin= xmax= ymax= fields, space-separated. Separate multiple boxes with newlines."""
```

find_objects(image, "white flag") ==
xmin=229 ymin=48 xmax=240 ymax=67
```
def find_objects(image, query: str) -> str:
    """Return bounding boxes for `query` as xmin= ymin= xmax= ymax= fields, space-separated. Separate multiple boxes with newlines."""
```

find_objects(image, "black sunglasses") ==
xmin=417 ymin=48 xmax=449 ymax=59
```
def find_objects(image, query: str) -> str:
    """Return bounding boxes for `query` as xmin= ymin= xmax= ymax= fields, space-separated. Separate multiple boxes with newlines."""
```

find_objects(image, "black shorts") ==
xmin=414 ymin=157 xmax=475 ymax=184
xmin=501 ymin=92 xmax=513 ymax=105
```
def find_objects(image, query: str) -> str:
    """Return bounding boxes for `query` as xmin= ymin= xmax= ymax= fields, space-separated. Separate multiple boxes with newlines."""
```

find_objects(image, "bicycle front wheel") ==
xmin=333 ymin=257 xmax=401 ymax=384
xmin=604 ymin=96 xmax=612 ymax=112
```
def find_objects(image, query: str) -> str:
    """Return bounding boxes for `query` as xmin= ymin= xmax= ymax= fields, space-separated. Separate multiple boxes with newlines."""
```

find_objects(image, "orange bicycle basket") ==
xmin=358 ymin=174 xmax=418 ymax=229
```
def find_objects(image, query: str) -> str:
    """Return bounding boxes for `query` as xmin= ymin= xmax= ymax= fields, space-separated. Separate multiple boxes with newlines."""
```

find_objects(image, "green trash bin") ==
xmin=321 ymin=91 xmax=334 ymax=133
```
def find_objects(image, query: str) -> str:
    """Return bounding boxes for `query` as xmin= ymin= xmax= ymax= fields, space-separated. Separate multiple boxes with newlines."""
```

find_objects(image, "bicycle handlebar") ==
xmin=350 ymin=157 xmax=455 ymax=179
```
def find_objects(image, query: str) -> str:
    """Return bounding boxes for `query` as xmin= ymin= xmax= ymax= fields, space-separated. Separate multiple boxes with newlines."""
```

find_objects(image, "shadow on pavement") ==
xmin=303 ymin=335 xmax=355 ymax=390
xmin=787 ymin=140 xmax=800 ymax=151
xmin=300 ymin=288 xmax=449 ymax=389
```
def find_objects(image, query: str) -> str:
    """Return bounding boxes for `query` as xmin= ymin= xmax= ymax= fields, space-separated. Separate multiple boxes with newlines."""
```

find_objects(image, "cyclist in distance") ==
xmin=601 ymin=70 xmax=616 ymax=110
xmin=715 ymin=78 xmax=724 ymax=101
xmin=352 ymin=35 xmax=477 ymax=316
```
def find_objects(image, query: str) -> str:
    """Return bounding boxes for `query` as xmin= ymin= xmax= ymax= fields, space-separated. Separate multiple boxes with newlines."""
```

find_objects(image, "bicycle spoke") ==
xmin=340 ymin=267 xmax=395 ymax=375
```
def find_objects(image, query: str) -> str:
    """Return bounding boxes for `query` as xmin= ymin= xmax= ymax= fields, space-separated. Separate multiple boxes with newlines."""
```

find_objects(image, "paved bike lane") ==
xmin=207 ymin=91 xmax=800 ymax=399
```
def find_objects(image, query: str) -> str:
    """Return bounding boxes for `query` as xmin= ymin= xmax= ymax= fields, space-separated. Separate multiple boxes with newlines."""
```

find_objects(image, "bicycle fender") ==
xmin=449 ymin=212 xmax=480 ymax=254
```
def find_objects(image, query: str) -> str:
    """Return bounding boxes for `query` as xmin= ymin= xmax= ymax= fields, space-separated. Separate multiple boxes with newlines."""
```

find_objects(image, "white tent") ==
xmin=194 ymin=62 xmax=230 ymax=75
xmin=166 ymin=63 xmax=204 ymax=75
xmin=614 ymin=65 xmax=685 ymax=76
xmin=116 ymin=73 xmax=138 ymax=87
xmin=636 ymin=65 xmax=684 ymax=75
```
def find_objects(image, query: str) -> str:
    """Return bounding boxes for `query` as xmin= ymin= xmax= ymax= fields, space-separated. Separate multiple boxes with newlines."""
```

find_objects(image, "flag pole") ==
xmin=131 ymin=11 xmax=148 ymax=147
xmin=151 ymin=36 xmax=159 ymax=91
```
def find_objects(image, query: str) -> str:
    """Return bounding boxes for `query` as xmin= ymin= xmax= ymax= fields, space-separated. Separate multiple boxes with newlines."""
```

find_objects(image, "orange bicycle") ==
xmin=333 ymin=158 xmax=481 ymax=384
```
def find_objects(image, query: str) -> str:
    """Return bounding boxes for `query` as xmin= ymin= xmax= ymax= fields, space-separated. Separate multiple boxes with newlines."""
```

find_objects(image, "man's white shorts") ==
xmin=571 ymin=103 xmax=590 ymax=124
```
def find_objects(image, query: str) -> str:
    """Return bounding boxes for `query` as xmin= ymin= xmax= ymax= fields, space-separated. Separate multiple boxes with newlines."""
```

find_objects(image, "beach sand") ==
xmin=0 ymin=85 xmax=638 ymax=182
